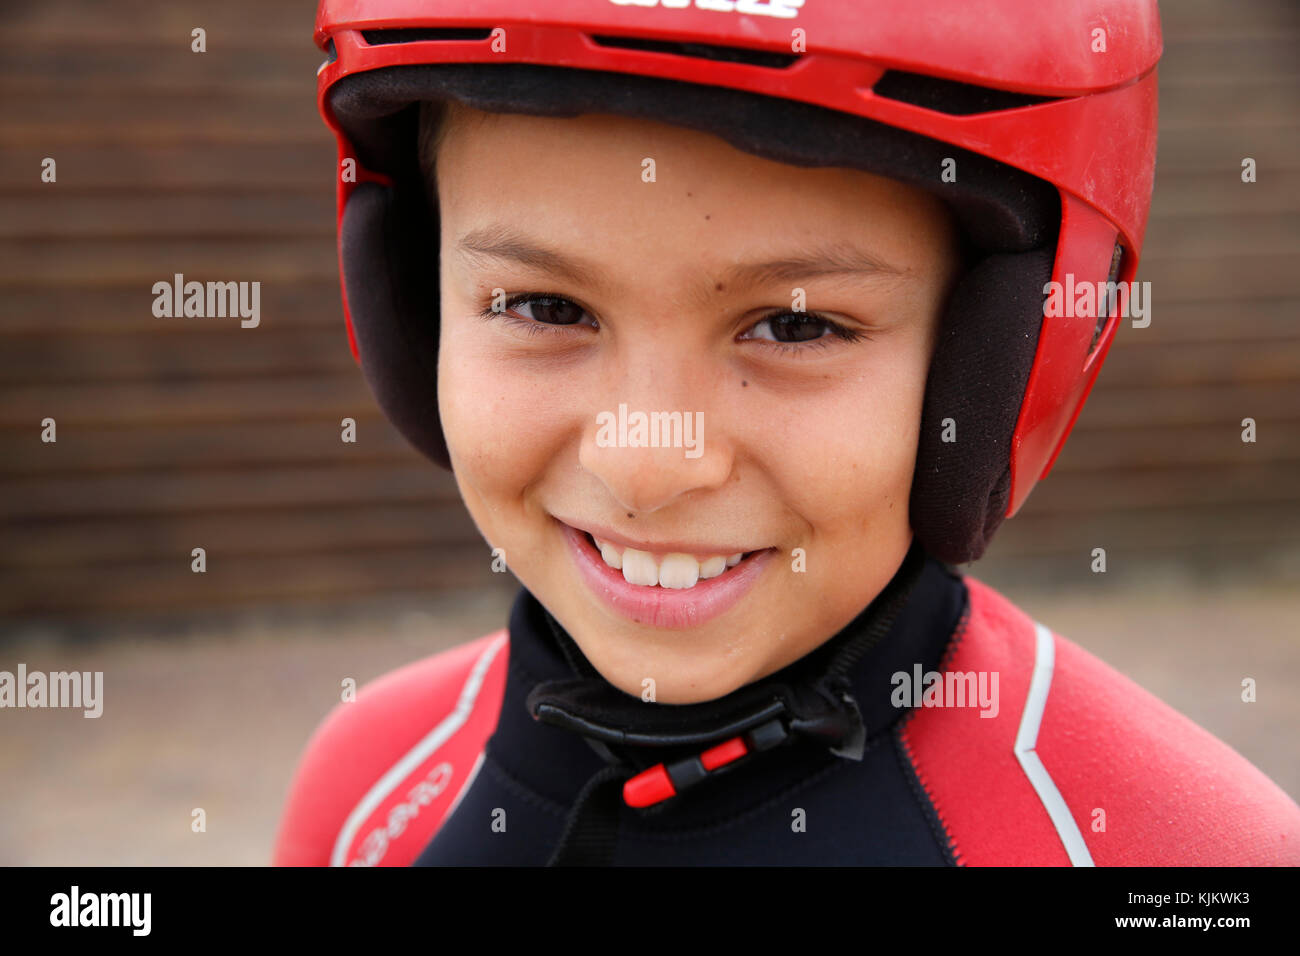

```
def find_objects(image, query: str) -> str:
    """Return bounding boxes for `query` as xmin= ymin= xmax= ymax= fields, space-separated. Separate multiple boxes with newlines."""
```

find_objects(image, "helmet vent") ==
xmin=362 ymin=28 xmax=495 ymax=44
xmin=873 ymin=70 xmax=1059 ymax=116
xmin=589 ymin=34 xmax=798 ymax=69
xmin=317 ymin=39 xmax=337 ymax=76
xmin=1088 ymin=240 xmax=1125 ymax=355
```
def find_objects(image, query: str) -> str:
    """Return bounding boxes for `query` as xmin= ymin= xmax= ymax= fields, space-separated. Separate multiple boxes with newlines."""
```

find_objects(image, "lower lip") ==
xmin=558 ymin=519 xmax=775 ymax=630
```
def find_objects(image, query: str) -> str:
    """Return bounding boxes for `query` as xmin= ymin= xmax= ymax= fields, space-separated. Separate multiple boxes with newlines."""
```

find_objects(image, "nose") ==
xmin=578 ymin=359 xmax=735 ymax=516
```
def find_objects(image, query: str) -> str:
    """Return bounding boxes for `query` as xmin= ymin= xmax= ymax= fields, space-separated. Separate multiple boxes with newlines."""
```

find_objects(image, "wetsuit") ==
xmin=273 ymin=548 xmax=1300 ymax=866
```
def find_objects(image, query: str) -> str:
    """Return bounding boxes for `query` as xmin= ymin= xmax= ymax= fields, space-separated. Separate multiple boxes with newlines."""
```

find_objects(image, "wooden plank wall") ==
xmin=0 ymin=1 xmax=499 ymax=625
xmin=1 ymin=0 xmax=1297 ymax=627
xmin=980 ymin=0 xmax=1300 ymax=588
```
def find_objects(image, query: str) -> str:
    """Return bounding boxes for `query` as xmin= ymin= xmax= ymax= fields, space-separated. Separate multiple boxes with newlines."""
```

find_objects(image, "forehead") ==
xmin=429 ymin=103 xmax=956 ymax=278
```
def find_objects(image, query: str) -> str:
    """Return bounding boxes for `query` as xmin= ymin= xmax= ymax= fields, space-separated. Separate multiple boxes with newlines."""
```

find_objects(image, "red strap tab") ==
xmin=700 ymin=736 xmax=748 ymax=771
xmin=623 ymin=735 xmax=752 ymax=808
xmin=623 ymin=765 xmax=676 ymax=808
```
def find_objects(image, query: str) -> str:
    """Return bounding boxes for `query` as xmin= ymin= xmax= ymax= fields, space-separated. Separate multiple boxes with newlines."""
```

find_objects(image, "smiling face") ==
xmin=427 ymin=99 xmax=960 ymax=704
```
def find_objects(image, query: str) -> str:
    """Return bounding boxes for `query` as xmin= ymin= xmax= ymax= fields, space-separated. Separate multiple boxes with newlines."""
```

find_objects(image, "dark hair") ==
xmin=417 ymin=100 xmax=495 ymax=208
xmin=416 ymin=101 xmax=448 ymax=208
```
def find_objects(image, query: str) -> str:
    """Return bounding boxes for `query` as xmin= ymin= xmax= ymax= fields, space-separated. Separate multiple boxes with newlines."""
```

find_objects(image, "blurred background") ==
xmin=1 ymin=0 xmax=1297 ymax=864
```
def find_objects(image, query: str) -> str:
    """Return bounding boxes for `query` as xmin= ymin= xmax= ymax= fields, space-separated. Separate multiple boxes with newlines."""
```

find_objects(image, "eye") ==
xmin=480 ymin=293 xmax=597 ymax=330
xmin=741 ymin=311 xmax=865 ymax=349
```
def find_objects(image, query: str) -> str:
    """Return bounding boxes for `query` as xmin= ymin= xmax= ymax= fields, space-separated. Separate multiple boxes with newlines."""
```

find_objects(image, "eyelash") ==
xmin=478 ymin=294 xmax=590 ymax=338
xmin=477 ymin=292 xmax=868 ymax=354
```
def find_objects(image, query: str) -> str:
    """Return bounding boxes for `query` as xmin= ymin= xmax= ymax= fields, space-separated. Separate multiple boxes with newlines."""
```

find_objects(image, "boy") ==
xmin=274 ymin=0 xmax=1300 ymax=865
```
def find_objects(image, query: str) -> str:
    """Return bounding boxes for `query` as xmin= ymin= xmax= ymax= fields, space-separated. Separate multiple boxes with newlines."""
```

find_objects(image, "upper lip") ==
xmin=556 ymin=516 xmax=763 ymax=558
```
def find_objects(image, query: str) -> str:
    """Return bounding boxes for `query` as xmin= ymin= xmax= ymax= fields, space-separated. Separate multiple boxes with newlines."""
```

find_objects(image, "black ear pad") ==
xmin=910 ymin=250 xmax=1055 ymax=564
xmin=342 ymin=180 xmax=450 ymax=469
xmin=330 ymin=63 xmax=1063 ymax=564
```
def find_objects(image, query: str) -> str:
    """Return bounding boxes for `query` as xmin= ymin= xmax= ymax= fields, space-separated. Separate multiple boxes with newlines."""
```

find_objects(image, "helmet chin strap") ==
xmin=530 ymin=543 xmax=926 ymax=864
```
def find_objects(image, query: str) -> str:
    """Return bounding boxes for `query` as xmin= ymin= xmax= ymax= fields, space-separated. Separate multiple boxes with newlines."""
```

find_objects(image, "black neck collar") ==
xmin=492 ymin=542 xmax=966 ymax=814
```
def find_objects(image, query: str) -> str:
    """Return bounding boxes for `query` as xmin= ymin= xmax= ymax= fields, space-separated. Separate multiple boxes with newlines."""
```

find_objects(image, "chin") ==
xmin=593 ymin=639 xmax=762 ymax=705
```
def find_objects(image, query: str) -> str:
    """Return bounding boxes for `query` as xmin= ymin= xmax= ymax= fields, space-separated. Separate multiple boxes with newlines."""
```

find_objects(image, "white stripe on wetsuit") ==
xmin=330 ymin=634 xmax=507 ymax=867
xmin=1013 ymin=622 xmax=1095 ymax=867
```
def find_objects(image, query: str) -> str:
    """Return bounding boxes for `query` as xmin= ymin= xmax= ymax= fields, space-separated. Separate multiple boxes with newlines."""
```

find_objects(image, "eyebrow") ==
xmin=455 ymin=225 xmax=904 ymax=291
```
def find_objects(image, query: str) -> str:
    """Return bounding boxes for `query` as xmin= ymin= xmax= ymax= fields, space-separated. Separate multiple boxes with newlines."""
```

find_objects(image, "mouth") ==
xmin=556 ymin=518 xmax=776 ymax=630
xmin=580 ymin=529 xmax=762 ymax=590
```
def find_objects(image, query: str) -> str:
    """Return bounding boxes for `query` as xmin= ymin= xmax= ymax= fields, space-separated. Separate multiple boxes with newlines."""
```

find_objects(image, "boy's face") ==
xmin=433 ymin=102 xmax=959 ymax=704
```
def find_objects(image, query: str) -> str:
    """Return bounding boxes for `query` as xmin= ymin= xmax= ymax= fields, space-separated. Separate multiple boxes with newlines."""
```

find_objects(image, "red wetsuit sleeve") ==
xmin=901 ymin=578 xmax=1300 ymax=866
xmin=272 ymin=630 xmax=509 ymax=867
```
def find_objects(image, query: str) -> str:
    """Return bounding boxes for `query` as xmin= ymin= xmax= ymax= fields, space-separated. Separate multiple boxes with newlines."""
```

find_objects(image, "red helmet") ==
xmin=313 ymin=0 xmax=1161 ymax=564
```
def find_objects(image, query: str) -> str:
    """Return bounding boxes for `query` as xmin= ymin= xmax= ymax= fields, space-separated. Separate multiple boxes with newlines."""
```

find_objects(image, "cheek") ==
xmin=767 ymin=345 xmax=927 ymax=538
xmin=436 ymin=318 xmax=562 ymax=497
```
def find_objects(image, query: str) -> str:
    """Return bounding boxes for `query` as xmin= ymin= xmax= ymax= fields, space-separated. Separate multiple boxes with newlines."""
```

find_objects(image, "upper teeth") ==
xmin=593 ymin=537 xmax=745 ymax=589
